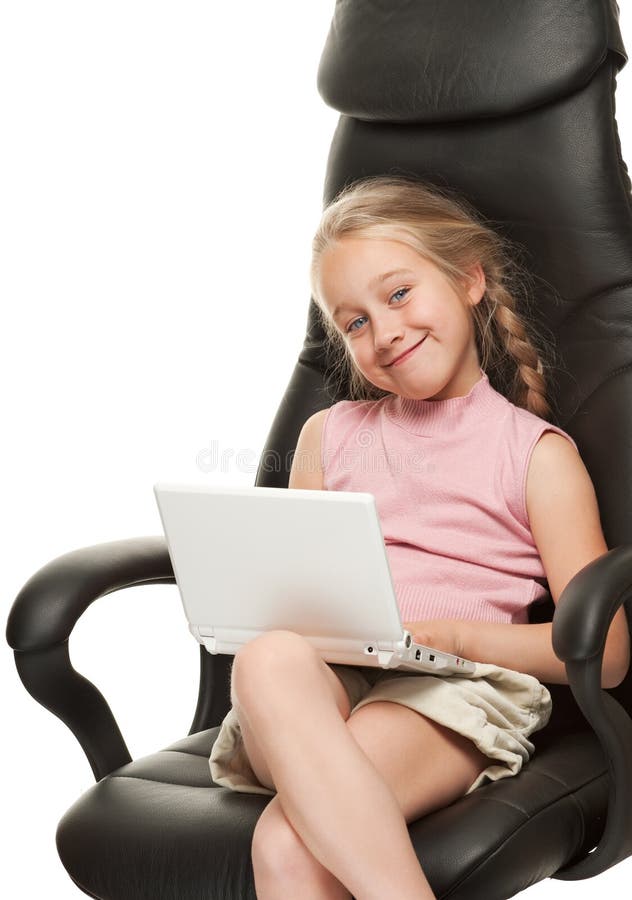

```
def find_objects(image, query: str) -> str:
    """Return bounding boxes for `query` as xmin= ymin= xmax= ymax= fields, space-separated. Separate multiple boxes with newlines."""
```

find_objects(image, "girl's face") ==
xmin=317 ymin=237 xmax=487 ymax=401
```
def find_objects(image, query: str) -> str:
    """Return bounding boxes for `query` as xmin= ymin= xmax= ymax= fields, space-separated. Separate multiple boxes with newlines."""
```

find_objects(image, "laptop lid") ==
xmin=153 ymin=483 xmax=405 ymax=659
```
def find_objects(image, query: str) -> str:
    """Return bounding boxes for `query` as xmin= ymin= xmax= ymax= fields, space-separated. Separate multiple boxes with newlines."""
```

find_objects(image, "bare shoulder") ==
xmin=525 ymin=430 xmax=608 ymax=604
xmin=288 ymin=408 xmax=330 ymax=491
xmin=526 ymin=431 xmax=590 ymax=515
xmin=527 ymin=430 xmax=580 ymax=479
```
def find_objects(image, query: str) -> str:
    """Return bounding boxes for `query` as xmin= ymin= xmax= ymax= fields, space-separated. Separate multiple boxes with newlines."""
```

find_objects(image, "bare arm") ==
xmin=460 ymin=432 xmax=630 ymax=689
xmin=288 ymin=408 xmax=329 ymax=491
xmin=461 ymin=620 xmax=581 ymax=684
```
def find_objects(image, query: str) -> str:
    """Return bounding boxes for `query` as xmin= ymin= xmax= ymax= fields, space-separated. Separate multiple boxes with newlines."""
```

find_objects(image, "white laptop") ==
xmin=153 ymin=483 xmax=476 ymax=676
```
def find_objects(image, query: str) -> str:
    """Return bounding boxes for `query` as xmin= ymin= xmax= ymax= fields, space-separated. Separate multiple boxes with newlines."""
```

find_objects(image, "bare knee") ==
xmin=231 ymin=630 xmax=315 ymax=707
xmin=252 ymin=800 xmax=352 ymax=897
xmin=251 ymin=800 xmax=312 ymax=881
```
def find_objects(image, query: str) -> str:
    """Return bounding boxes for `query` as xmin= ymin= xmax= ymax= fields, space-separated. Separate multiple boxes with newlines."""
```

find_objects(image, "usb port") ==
xmin=429 ymin=654 xmax=435 ymax=661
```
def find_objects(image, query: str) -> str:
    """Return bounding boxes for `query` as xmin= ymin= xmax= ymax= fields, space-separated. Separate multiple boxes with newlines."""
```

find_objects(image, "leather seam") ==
xmin=157 ymin=749 xmax=209 ymax=759
xmin=110 ymin=774 xmax=211 ymax=787
xmin=447 ymin=770 xmax=608 ymax=895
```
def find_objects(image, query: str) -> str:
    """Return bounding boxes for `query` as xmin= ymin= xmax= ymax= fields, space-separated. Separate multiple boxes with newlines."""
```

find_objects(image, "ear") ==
xmin=464 ymin=263 xmax=486 ymax=307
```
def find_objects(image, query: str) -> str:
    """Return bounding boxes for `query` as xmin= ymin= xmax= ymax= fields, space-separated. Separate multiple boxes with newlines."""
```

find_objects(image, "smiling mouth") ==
xmin=386 ymin=335 xmax=428 ymax=367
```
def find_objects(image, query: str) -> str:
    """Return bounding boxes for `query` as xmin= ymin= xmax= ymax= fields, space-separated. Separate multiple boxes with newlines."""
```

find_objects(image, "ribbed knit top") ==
xmin=321 ymin=368 xmax=578 ymax=625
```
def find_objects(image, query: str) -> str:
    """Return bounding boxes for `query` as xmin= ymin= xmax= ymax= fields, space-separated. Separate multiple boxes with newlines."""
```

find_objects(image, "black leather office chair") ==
xmin=7 ymin=1 xmax=632 ymax=897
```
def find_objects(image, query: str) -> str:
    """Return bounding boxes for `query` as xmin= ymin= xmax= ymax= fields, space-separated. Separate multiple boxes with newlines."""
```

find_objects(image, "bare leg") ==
xmin=252 ymin=794 xmax=352 ymax=899
xmin=233 ymin=633 xmax=436 ymax=900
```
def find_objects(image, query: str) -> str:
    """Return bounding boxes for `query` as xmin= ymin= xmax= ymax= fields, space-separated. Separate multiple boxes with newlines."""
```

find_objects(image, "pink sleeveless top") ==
xmin=321 ymin=368 xmax=578 ymax=625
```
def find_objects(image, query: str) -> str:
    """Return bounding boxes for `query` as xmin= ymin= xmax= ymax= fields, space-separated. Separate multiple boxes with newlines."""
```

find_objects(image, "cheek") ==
xmin=350 ymin=349 xmax=368 ymax=371
xmin=347 ymin=346 xmax=376 ymax=378
xmin=352 ymin=345 xmax=374 ymax=368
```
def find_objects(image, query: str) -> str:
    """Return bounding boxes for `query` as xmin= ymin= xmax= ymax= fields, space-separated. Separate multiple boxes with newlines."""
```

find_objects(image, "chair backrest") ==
xmin=254 ymin=0 xmax=632 ymax=732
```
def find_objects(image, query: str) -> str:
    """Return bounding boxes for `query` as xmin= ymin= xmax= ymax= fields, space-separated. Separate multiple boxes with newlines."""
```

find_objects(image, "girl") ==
xmin=209 ymin=175 xmax=630 ymax=900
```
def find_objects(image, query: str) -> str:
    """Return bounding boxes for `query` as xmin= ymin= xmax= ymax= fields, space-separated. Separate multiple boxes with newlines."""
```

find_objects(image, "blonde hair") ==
xmin=310 ymin=174 xmax=557 ymax=419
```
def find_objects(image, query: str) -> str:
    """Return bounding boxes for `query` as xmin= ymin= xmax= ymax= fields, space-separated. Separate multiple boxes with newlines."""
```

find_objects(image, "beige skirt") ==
xmin=209 ymin=660 xmax=553 ymax=797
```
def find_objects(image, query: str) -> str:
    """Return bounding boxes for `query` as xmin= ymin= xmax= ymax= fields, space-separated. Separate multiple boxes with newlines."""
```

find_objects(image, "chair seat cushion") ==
xmin=56 ymin=727 xmax=608 ymax=900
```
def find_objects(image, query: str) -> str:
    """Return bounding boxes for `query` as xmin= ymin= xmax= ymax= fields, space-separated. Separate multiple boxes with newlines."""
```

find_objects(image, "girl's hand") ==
xmin=402 ymin=619 xmax=467 ymax=658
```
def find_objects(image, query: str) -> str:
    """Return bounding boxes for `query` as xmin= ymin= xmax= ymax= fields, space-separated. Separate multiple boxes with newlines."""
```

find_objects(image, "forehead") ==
xmin=318 ymin=238 xmax=429 ymax=317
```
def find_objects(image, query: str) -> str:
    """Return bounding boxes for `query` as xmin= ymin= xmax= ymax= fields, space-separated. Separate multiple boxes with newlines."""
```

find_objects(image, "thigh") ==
xmin=232 ymin=705 xmax=277 ymax=792
xmin=231 ymin=639 xmax=356 ymax=793
xmin=353 ymin=663 xmax=552 ymax=794
xmin=345 ymin=700 xmax=490 ymax=824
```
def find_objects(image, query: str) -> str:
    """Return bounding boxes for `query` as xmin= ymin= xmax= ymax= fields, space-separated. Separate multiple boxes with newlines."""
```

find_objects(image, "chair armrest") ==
xmin=7 ymin=536 xmax=175 ymax=650
xmin=550 ymin=544 xmax=632 ymax=880
xmin=6 ymin=537 xmax=183 ymax=781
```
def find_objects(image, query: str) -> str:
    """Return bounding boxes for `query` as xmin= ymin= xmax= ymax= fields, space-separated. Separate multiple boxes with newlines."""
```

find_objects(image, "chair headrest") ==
xmin=317 ymin=0 xmax=627 ymax=122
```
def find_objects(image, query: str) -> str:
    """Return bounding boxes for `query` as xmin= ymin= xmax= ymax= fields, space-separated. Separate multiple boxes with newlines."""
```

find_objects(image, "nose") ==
xmin=373 ymin=315 xmax=404 ymax=355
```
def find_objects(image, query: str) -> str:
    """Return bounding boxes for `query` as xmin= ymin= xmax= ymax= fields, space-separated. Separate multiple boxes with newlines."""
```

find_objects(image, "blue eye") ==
xmin=345 ymin=287 xmax=410 ymax=334
xmin=346 ymin=316 xmax=366 ymax=333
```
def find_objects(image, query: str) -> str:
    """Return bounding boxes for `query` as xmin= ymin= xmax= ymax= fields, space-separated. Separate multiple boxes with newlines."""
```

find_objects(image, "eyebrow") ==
xmin=331 ymin=268 xmax=415 ymax=320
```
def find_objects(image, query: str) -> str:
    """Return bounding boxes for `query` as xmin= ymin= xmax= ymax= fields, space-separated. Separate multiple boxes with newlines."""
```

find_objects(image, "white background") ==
xmin=3 ymin=2 xmax=632 ymax=897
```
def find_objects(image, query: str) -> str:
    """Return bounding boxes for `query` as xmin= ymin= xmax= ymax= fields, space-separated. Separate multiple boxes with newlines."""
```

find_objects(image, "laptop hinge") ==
xmin=189 ymin=624 xmax=216 ymax=653
xmin=189 ymin=626 xmax=407 ymax=666
xmin=375 ymin=648 xmax=396 ymax=667
xmin=189 ymin=624 xmax=265 ymax=655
